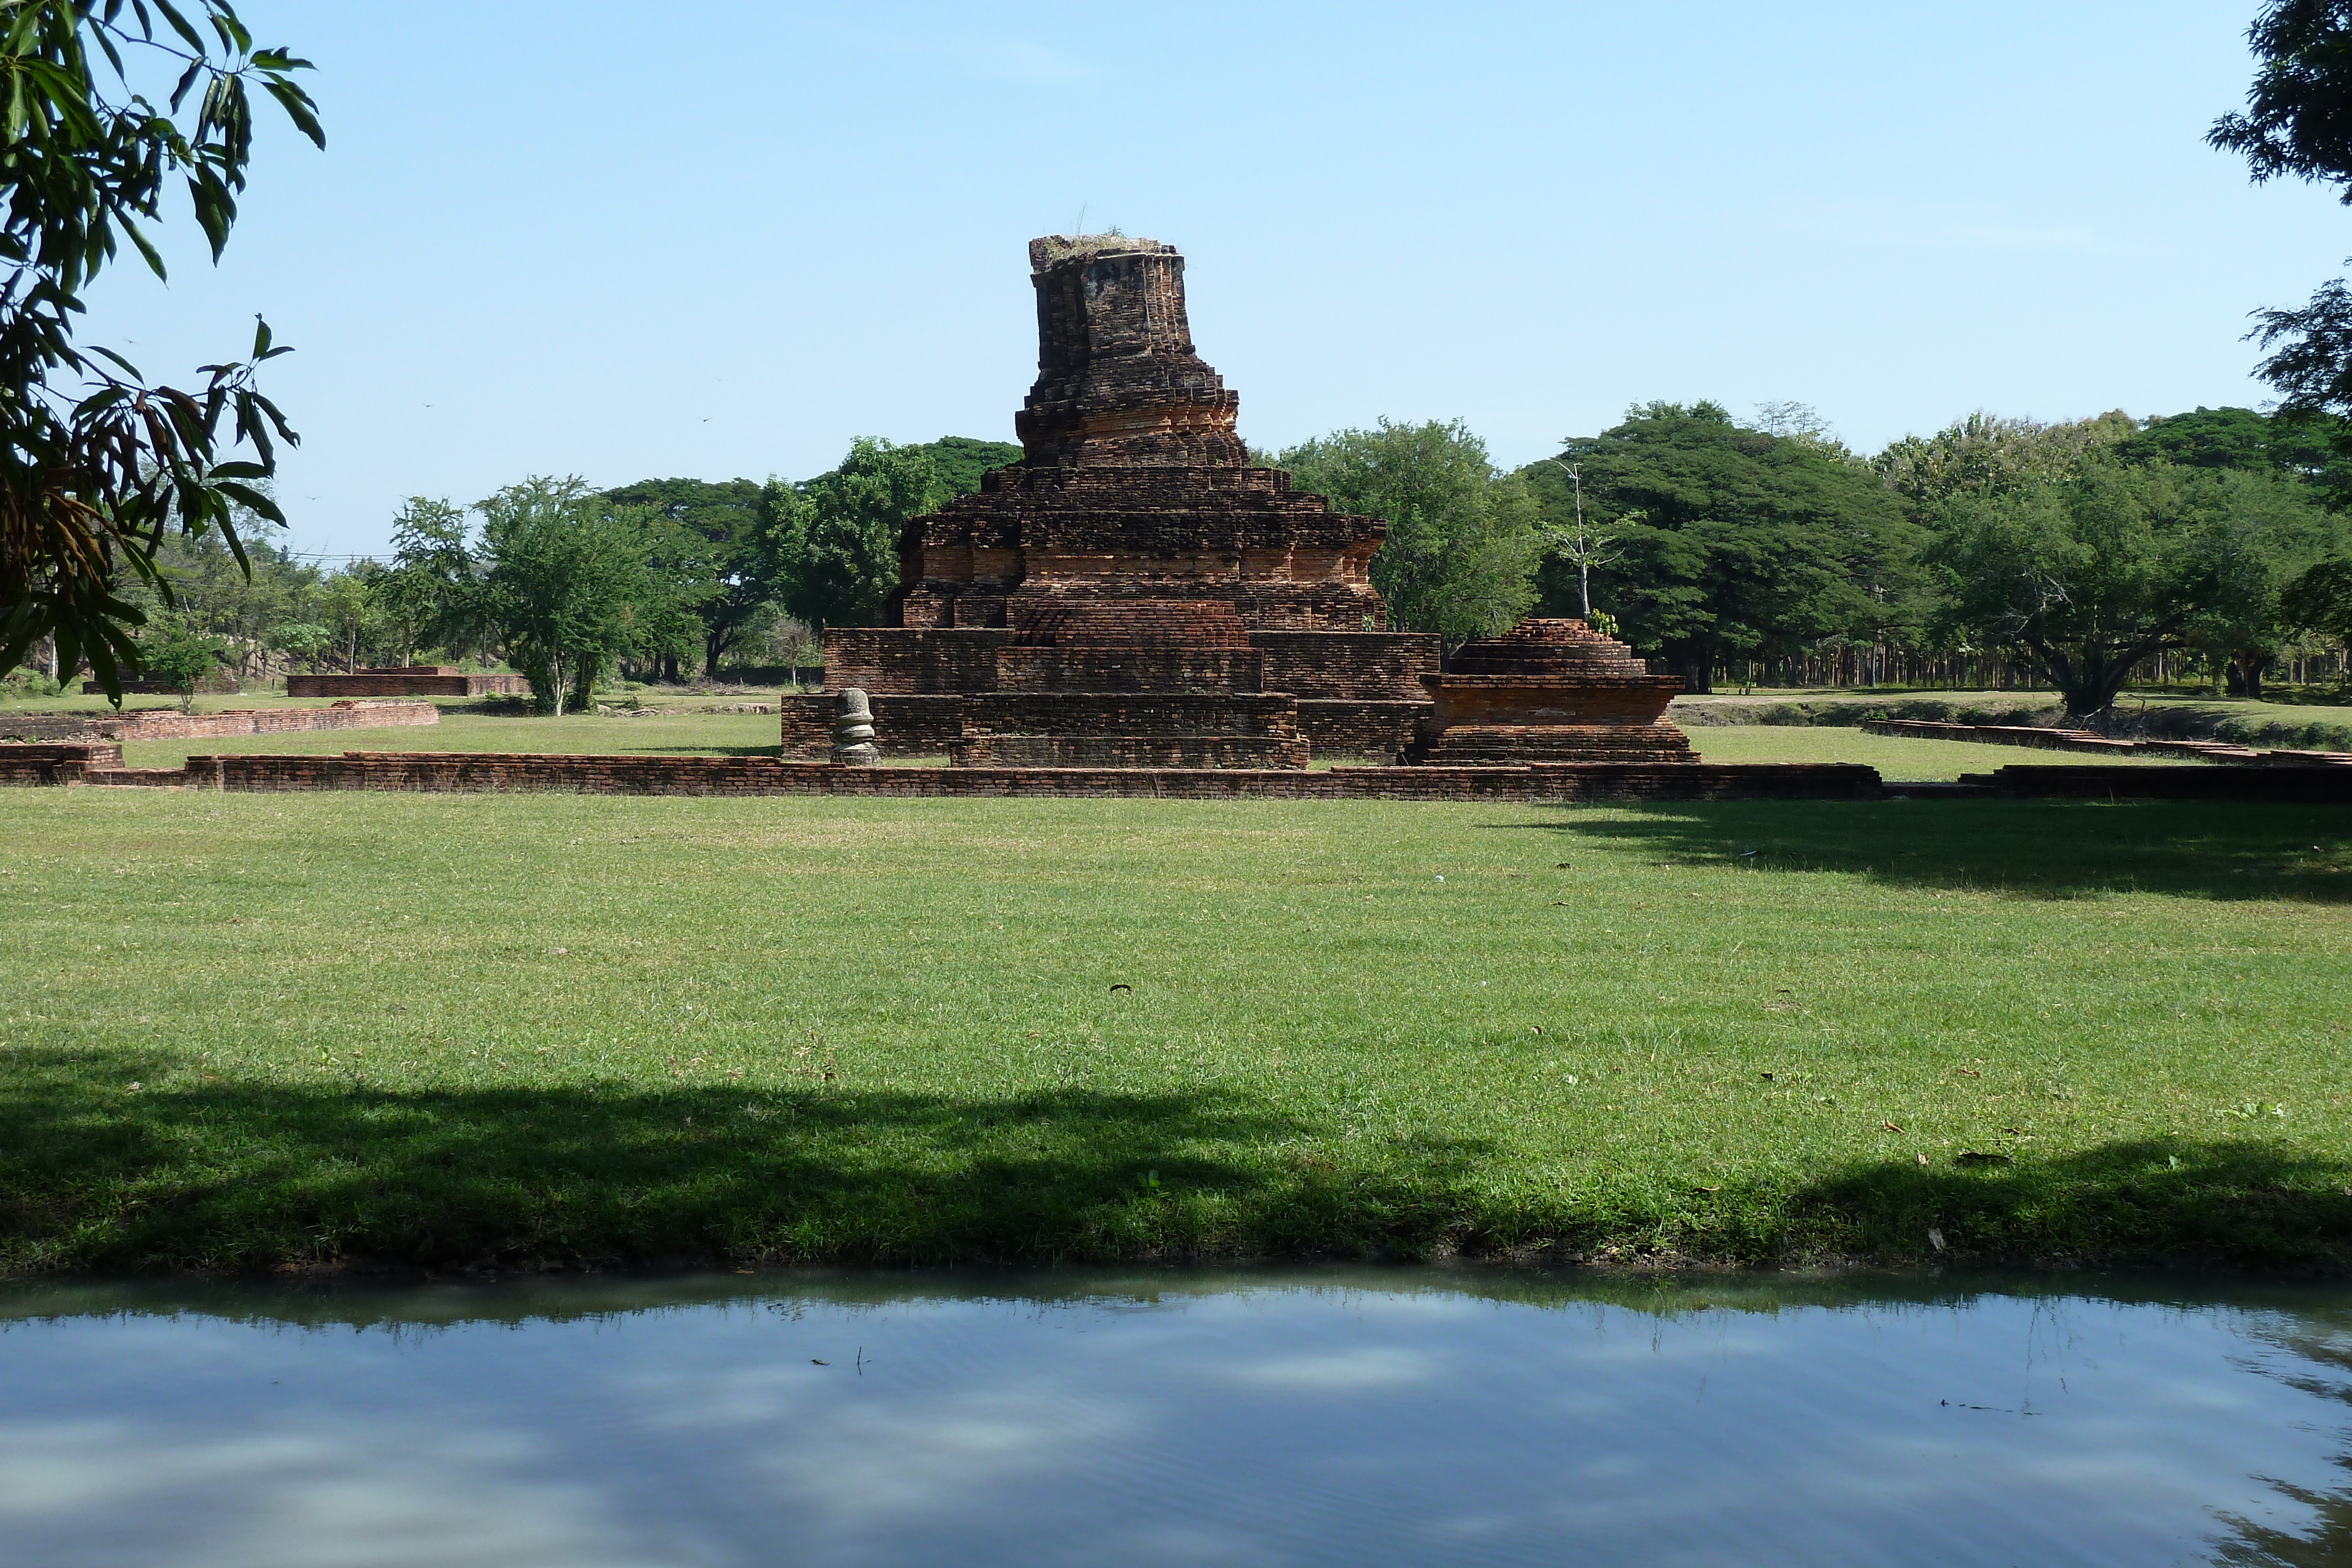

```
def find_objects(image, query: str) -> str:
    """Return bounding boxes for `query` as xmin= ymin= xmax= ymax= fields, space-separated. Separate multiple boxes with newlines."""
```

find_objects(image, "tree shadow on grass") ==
xmin=1488 ymin=799 xmax=2352 ymax=902
xmin=0 ymin=1045 xmax=1498 ymax=1273
xmin=6 ymin=1047 xmax=2344 ymax=1275
xmin=1759 ymin=1136 xmax=2352 ymax=1269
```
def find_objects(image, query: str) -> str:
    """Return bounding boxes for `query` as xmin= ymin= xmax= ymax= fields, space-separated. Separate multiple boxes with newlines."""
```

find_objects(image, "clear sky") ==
xmin=84 ymin=2 xmax=2350 ymax=560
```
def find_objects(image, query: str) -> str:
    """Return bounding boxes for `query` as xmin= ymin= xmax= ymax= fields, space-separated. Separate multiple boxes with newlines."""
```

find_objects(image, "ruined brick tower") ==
xmin=781 ymin=235 xmax=1442 ymax=764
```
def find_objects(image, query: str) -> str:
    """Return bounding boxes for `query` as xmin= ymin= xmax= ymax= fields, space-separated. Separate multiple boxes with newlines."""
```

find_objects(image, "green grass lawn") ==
xmin=3 ymin=790 xmax=2346 ymax=1275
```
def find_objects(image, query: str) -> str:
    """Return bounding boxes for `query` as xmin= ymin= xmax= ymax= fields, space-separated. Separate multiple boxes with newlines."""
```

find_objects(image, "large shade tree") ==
xmin=0 ymin=1 xmax=321 ymax=701
xmin=1926 ymin=460 xmax=2316 ymax=718
xmin=597 ymin=477 xmax=771 ymax=678
xmin=1522 ymin=402 xmax=1920 ymax=691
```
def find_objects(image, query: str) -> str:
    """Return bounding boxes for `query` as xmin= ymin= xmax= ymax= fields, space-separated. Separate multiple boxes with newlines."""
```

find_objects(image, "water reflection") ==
xmin=1 ymin=1268 xmax=2347 ymax=1567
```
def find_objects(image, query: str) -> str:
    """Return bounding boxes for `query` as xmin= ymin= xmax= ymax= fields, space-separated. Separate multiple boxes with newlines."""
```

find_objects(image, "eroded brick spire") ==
xmin=1016 ymin=236 xmax=1245 ymax=468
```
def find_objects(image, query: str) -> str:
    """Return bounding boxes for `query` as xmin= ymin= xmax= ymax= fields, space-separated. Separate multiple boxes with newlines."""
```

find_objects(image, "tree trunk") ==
xmin=2229 ymin=650 xmax=2270 ymax=701
xmin=1668 ymin=641 xmax=1714 ymax=694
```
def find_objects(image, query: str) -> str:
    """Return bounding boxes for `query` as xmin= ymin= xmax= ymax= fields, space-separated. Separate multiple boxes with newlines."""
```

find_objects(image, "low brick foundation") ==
xmin=1862 ymin=718 xmax=2311 ymax=764
xmin=1969 ymin=764 xmax=2352 ymax=803
xmin=123 ymin=751 xmax=1886 ymax=801
xmin=2 ymin=700 xmax=439 ymax=743
xmin=287 ymin=672 xmax=528 ymax=697
xmin=0 ymin=741 xmax=123 ymax=784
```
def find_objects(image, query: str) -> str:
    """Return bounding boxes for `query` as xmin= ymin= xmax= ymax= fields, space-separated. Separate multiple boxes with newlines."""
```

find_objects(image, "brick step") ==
xmin=962 ymin=693 xmax=1298 ymax=737
xmin=948 ymin=734 xmax=1311 ymax=769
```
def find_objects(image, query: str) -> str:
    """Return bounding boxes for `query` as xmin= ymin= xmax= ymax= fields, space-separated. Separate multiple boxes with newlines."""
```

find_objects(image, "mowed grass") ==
xmin=3 ymin=790 xmax=2348 ymax=1275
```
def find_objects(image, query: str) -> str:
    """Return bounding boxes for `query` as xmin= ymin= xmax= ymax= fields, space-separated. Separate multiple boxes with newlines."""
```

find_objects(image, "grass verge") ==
xmin=3 ymin=791 xmax=2347 ymax=1275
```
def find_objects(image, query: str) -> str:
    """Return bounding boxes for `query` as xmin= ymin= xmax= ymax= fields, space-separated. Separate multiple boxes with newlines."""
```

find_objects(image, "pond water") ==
xmin=2 ymin=1267 xmax=2348 ymax=1567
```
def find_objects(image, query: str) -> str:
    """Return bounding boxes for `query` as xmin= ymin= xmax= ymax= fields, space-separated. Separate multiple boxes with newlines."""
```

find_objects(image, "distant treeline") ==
xmin=24 ymin=407 xmax=2352 ymax=723
xmin=12 ymin=437 xmax=1018 ymax=713
xmin=1280 ymin=402 xmax=2352 ymax=718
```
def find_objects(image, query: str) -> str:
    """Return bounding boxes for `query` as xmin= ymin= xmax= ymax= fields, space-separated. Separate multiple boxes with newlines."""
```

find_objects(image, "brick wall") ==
xmin=1976 ymin=765 xmax=2352 ymax=803
xmin=0 ymin=742 xmax=123 ymax=784
xmin=779 ymin=693 xmax=967 ymax=758
xmin=1296 ymin=700 xmax=1421 ymax=759
xmin=286 ymin=673 xmax=527 ymax=697
xmin=823 ymin=628 xmax=1009 ymax=694
xmin=1252 ymin=631 xmax=1439 ymax=698
xmin=160 ymin=750 xmax=1885 ymax=802
xmin=6 ymin=700 xmax=441 ymax=743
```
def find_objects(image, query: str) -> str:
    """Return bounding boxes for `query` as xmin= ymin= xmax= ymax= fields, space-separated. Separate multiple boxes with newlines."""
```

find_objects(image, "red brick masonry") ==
xmin=2 ymin=700 xmax=439 ymax=743
xmin=287 ymin=672 xmax=529 ymax=697
xmin=113 ymin=749 xmax=1884 ymax=801
xmin=12 ymin=744 xmax=2348 ymax=801
xmin=1866 ymin=718 xmax=2351 ymax=767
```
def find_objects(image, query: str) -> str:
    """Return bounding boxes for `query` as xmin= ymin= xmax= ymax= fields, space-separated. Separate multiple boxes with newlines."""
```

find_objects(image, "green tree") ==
xmin=1875 ymin=410 xmax=2135 ymax=510
xmin=597 ymin=477 xmax=766 ymax=677
xmin=141 ymin=611 xmax=224 ymax=694
xmin=385 ymin=496 xmax=486 ymax=663
xmin=1926 ymin=460 xmax=2309 ymax=718
xmin=2183 ymin=471 xmax=2340 ymax=696
xmin=1281 ymin=419 xmax=1542 ymax=645
xmin=313 ymin=569 xmax=381 ymax=673
xmin=2114 ymin=404 xmax=2352 ymax=501
xmin=906 ymin=436 xmax=1022 ymax=497
xmin=2283 ymin=552 xmax=2352 ymax=644
xmin=779 ymin=439 xmax=944 ymax=632
xmin=266 ymin=618 xmax=329 ymax=669
xmin=2211 ymin=3 xmax=2352 ymax=453
xmin=476 ymin=478 xmax=657 ymax=714
xmin=0 ymin=2 xmax=322 ymax=702
xmin=1524 ymin=402 xmax=1920 ymax=691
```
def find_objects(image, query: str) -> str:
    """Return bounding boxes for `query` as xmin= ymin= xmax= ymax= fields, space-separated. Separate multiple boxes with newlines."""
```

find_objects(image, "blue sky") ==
xmin=85 ymin=2 xmax=2348 ymax=559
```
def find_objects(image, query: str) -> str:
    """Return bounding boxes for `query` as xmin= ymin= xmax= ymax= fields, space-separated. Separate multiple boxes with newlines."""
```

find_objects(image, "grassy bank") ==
xmin=3 ymin=791 xmax=2346 ymax=1275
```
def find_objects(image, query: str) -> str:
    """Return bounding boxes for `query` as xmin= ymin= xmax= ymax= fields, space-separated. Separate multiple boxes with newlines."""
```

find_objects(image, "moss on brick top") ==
xmin=1028 ymin=232 xmax=1171 ymax=270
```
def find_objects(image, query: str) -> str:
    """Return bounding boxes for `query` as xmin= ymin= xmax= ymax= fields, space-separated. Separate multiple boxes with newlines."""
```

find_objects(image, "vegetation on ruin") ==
xmin=2 ymin=791 xmax=2343 ymax=1276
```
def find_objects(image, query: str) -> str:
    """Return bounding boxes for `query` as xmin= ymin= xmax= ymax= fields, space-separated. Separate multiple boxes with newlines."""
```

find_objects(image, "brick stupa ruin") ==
xmin=1405 ymin=618 xmax=1692 ymax=764
xmin=781 ymin=235 xmax=1442 ymax=765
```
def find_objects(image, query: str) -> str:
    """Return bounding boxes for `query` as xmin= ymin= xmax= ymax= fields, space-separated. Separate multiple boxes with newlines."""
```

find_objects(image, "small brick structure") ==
xmin=286 ymin=667 xmax=529 ymax=697
xmin=2 ymin=699 xmax=438 ymax=744
xmin=1408 ymin=618 xmax=1693 ymax=764
xmin=82 ymin=673 xmax=241 ymax=696
xmin=0 ymin=741 xmax=125 ymax=784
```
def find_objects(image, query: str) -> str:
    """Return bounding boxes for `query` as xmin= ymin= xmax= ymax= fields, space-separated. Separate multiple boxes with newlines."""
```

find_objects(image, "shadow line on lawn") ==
xmin=1481 ymin=799 xmax=2352 ymax=903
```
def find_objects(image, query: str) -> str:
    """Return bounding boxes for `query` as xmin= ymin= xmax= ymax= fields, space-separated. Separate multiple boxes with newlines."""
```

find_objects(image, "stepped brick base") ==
xmin=951 ymin=734 xmax=1313 ymax=768
xmin=1410 ymin=721 xmax=1695 ymax=765
xmin=1295 ymin=700 xmax=1426 ymax=758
